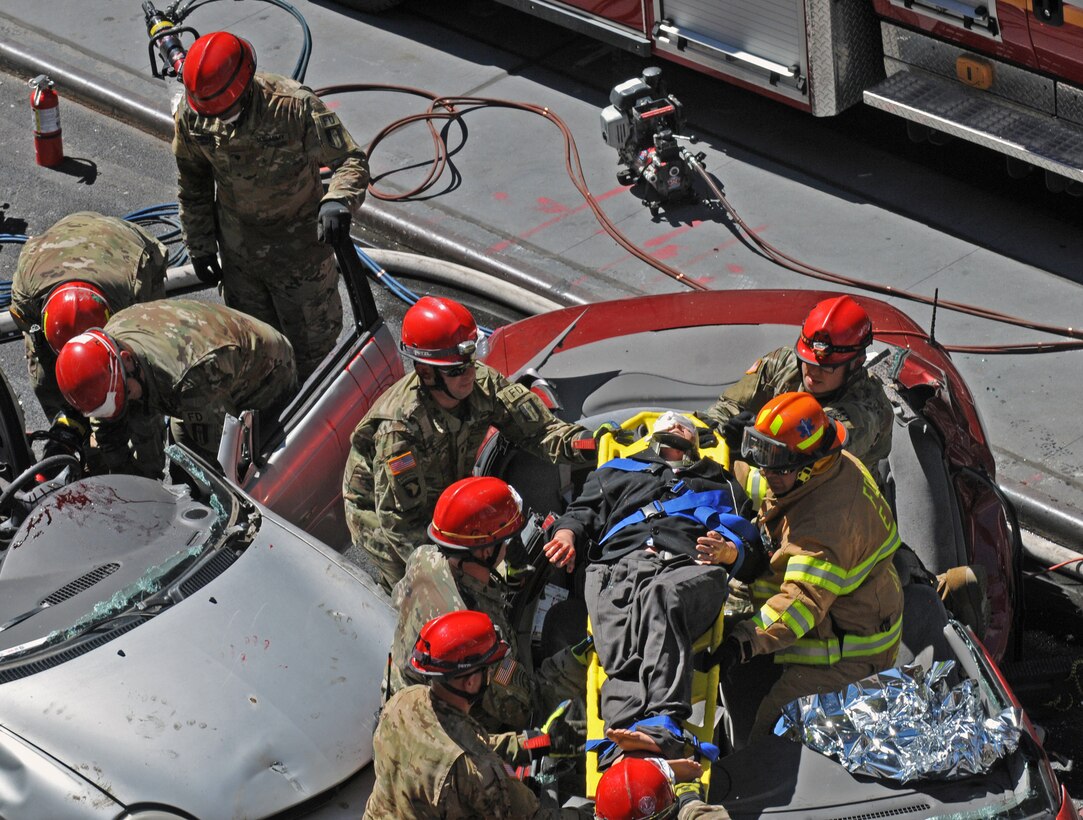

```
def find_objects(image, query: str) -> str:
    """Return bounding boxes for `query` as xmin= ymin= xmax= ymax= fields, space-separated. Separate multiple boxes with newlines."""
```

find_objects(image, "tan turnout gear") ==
xmin=730 ymin=450 xmax=903 ymax=737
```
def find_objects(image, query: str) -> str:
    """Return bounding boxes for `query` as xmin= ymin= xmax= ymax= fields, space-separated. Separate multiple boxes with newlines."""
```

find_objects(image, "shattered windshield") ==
xmin=0 ymin=446 xmax=250 ymax=665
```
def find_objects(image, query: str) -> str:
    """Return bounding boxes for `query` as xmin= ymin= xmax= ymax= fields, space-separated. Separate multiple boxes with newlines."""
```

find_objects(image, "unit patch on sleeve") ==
xmin=387 ymin=451 xmax=417 ymax=476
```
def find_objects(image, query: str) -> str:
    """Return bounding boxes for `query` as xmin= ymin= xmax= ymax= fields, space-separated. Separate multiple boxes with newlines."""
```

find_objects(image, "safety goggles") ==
xmin=797 ymin=336 xmax=863 ymax=367
xmin=440 ymin=360 xmax=476 ymax=378
xmin=740 ymin=426 xmax=802 ymax=471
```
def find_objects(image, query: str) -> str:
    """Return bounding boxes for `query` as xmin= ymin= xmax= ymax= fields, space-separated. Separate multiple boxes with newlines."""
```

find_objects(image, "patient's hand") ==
xmin=543 ymin=528 xmax=577 ymax=573
xmin=696 ymin=531 xmax=739 ymax=566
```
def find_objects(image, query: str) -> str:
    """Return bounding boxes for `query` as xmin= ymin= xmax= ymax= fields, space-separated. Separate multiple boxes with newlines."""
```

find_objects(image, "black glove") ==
xmin=43 ymin=414 xmax=87 ymax=459
xmin=710 ymin=637 xmax=747 ymax=682
xmin=593 ymin=421 xmax=636 ymax=446
xmin=191 ymin=255 xmax=222 ymax=287
xmin=722 ymin=410 xmax=756 ymax=455
xmin=522 ymin=699 xmax=583 ymax=759
xmin=317 ymin=200 xmax=351 ymax=244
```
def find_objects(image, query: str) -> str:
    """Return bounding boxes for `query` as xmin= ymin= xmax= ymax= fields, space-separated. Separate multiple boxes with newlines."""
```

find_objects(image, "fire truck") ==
xmin=427 ymin=0 xmax=1083 ymax=193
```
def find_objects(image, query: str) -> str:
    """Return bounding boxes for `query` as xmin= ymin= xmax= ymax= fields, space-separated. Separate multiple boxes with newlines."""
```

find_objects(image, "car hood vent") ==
xmin=0 ymin=620 xmax=140 ymax=684
xmin=41 ymin=563 xmax=121 ymax=606
xmin=834 ymin=804 xmax=932 ymax=819
xmin=178 ymin=549 xmax=237 ymax=598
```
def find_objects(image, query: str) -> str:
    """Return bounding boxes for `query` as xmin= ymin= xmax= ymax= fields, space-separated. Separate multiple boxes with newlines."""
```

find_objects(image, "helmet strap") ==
xmin=439 ymin=672 xmax=489 ymax=707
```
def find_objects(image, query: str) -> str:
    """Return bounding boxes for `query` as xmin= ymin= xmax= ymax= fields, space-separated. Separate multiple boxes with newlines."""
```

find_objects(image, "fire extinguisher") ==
xmin=29 ymin=74 xmax=64 ymax=168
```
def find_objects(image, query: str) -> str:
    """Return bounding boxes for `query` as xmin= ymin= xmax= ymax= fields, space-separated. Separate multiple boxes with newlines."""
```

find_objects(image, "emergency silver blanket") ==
xmin=774 ymin=661 xmax=1023 ymax=781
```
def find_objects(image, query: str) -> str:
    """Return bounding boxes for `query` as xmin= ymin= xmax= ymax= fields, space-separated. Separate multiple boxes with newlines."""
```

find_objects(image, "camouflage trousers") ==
xmin=25 ymin=334 xmax=65 ymax=421
xmin=219 ymin=230 xmax=342 ymax=383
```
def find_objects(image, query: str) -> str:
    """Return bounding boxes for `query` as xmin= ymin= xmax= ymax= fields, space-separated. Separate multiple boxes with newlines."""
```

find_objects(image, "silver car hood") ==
xmin=0 ymin=510 xmax=394 ymax=818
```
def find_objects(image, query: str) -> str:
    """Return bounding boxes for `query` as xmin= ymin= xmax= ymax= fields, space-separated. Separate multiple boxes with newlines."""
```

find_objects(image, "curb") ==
xmin=2 ymin=16 xmax=1081 ymax=553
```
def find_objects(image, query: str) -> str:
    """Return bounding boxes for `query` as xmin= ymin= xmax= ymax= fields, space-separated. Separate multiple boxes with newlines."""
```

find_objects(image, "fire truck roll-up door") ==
xmin=863 ymin=2 xmax=1083 ymax=185
xmin=649 ymin=0 xmax=883 ymax=115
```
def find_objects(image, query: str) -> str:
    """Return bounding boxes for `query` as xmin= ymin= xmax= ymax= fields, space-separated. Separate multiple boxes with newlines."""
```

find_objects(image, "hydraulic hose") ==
xmin=313 ymin=81 xmax=1083 ymax=356
xmin=361 ymin=248 xmax=562 ymax=315
xmin=171 ymin=0 xmax=311 ymax=82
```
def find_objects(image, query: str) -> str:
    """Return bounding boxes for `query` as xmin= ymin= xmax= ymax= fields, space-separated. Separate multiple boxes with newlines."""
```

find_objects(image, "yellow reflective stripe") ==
xmin=754 ymin=598 xmax=815 ymax=639
xmin=796 ymin=423 xmax=824 ymax=452
xmin=841 ymin=613 xmax=903 ymax=658
xmin=785 ymin=556 xmax=847 ymax=595
xmin=775 ymin=637 xmax=840 ymax=665
xmin=784 ymin=525 xmax=901 ymax=596
xmin=841 ymin=524 xmax=900 ymax=593
xmin=752 ymin=603 xmax=781 ymax=631
xmin=769 ymin=415 xmax=783 ymax=435
xmin=775 ymin=614 xmax=903 ymax=666
xmin=745 ymin=468 xmax=767 ymax=512
xmin=779 ymin=598 xmax=816 ymax=639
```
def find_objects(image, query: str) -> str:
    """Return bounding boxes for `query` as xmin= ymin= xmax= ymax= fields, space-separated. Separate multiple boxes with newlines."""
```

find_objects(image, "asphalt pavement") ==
xmin=2 ymin=0 xmax=1080 ymax=552
xmin=1 ymin=0 xmax=1082 ymax=804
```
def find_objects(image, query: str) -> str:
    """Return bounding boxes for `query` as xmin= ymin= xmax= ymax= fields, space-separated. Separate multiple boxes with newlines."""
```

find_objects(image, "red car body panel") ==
xmin=485 ymin=288 xmax=1015 ymax=660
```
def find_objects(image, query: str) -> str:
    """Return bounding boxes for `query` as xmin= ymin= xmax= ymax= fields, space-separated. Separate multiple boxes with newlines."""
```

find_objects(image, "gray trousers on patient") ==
xmin=585 ymin=552 xmax=728 ymax=730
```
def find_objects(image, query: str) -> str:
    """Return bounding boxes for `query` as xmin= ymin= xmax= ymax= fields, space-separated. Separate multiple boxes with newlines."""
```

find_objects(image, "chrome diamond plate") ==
xmin=805 ymin=0 xmax=883 ymax=116
xmin=881 ymin=22 xmax=1055 ymax=114
xmin=864 ymin=69 xmax=1083 ymax=181
xmin=1058 ymin=83 xmax=1083 ymax=128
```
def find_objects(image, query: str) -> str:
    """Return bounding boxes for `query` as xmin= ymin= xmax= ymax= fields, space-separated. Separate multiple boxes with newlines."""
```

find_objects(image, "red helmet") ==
xmin=428 ymin=477 xmax=525 ymax=552
xmin=795 ymin=295 xmax=873 ymax=368
xmin=41 ymin=281 xmax=112 ymax=353
xmin=741 ymin=391 xmax=846 ymax=471
xmin=594 ymin=758 xmax=677 ymax=820
xmin=399 ymin=296 xmax=482 ymax=367
xmin=55 ymin=330 xmax=127 ymax=421
xmin=410 ymin=610 xmax=509 ymax=679
xmin=182 ymin=32 xmax=256 ymax=117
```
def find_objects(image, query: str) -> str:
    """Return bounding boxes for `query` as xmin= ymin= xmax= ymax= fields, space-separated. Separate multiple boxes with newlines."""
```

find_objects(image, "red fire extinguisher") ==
xmin=29 ymin=74 xmax=64 ymax=168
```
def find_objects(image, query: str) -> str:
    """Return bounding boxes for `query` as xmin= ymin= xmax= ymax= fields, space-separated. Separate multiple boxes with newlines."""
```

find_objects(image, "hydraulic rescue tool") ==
xmin=600 ymin=67 xmax=705 ymax=212
xmin=143 ymin=1 xmax=197 ymax=79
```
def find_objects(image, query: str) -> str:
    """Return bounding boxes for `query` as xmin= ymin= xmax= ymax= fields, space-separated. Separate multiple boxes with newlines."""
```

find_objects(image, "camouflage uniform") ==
xmin=343 ymin=363 xmax=592 ymax=591
xmin=704 ymin=346 xmax=893 ymax=469
xmin=390 ymin=545 xmax=585 ymax=731
xmin=98 ymin=299 xmax=296 ymax=476
xmin=9 ymin=211 xmax=168 ymax=423
xmin=173 ymin=72 xmax=369 ymax=381
xmin=365 ymin=685 xmax=580 ymax=819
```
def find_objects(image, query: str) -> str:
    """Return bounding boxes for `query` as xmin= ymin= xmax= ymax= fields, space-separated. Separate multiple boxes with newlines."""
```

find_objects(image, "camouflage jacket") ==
xmin=172 ymin=72 xmax=369 ymax=257
xmin=343 ymin=363 xmax=591 ymax=572
xmin=390 ymin=545 xmax=535 ymax=731
xmin=101 ymin=299 xmax=296 ymax=471
xmin=704 ymin=346 xmax=893 ymax=469
xmin=10 ymin=212 xmax=168 ymax=421
xmin=364 ymin=685 xmax=556 ymax=820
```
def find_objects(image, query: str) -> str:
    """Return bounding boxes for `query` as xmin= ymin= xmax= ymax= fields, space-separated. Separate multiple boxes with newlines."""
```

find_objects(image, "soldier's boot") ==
xmin=937 ymin=564 xmax=990 ymax=639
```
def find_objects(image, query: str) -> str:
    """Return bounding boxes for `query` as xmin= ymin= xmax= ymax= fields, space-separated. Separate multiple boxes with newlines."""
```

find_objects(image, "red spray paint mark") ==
xmin=488 ymin=186 xmax=629 ymax=254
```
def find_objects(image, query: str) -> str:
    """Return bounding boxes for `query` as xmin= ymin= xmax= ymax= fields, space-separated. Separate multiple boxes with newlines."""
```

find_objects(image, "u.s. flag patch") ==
xmin=387 ymin=451 xmax=417 ymax=476
xmin=492 ymin=655 xmax=518 ymax=687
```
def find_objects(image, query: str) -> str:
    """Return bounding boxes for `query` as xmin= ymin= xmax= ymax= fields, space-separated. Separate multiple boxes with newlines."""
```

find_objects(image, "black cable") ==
xmin=174 ymin=0 xmax=311 ymax=82
xmin=313 ymin=81 xmax=1083 ymax=354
